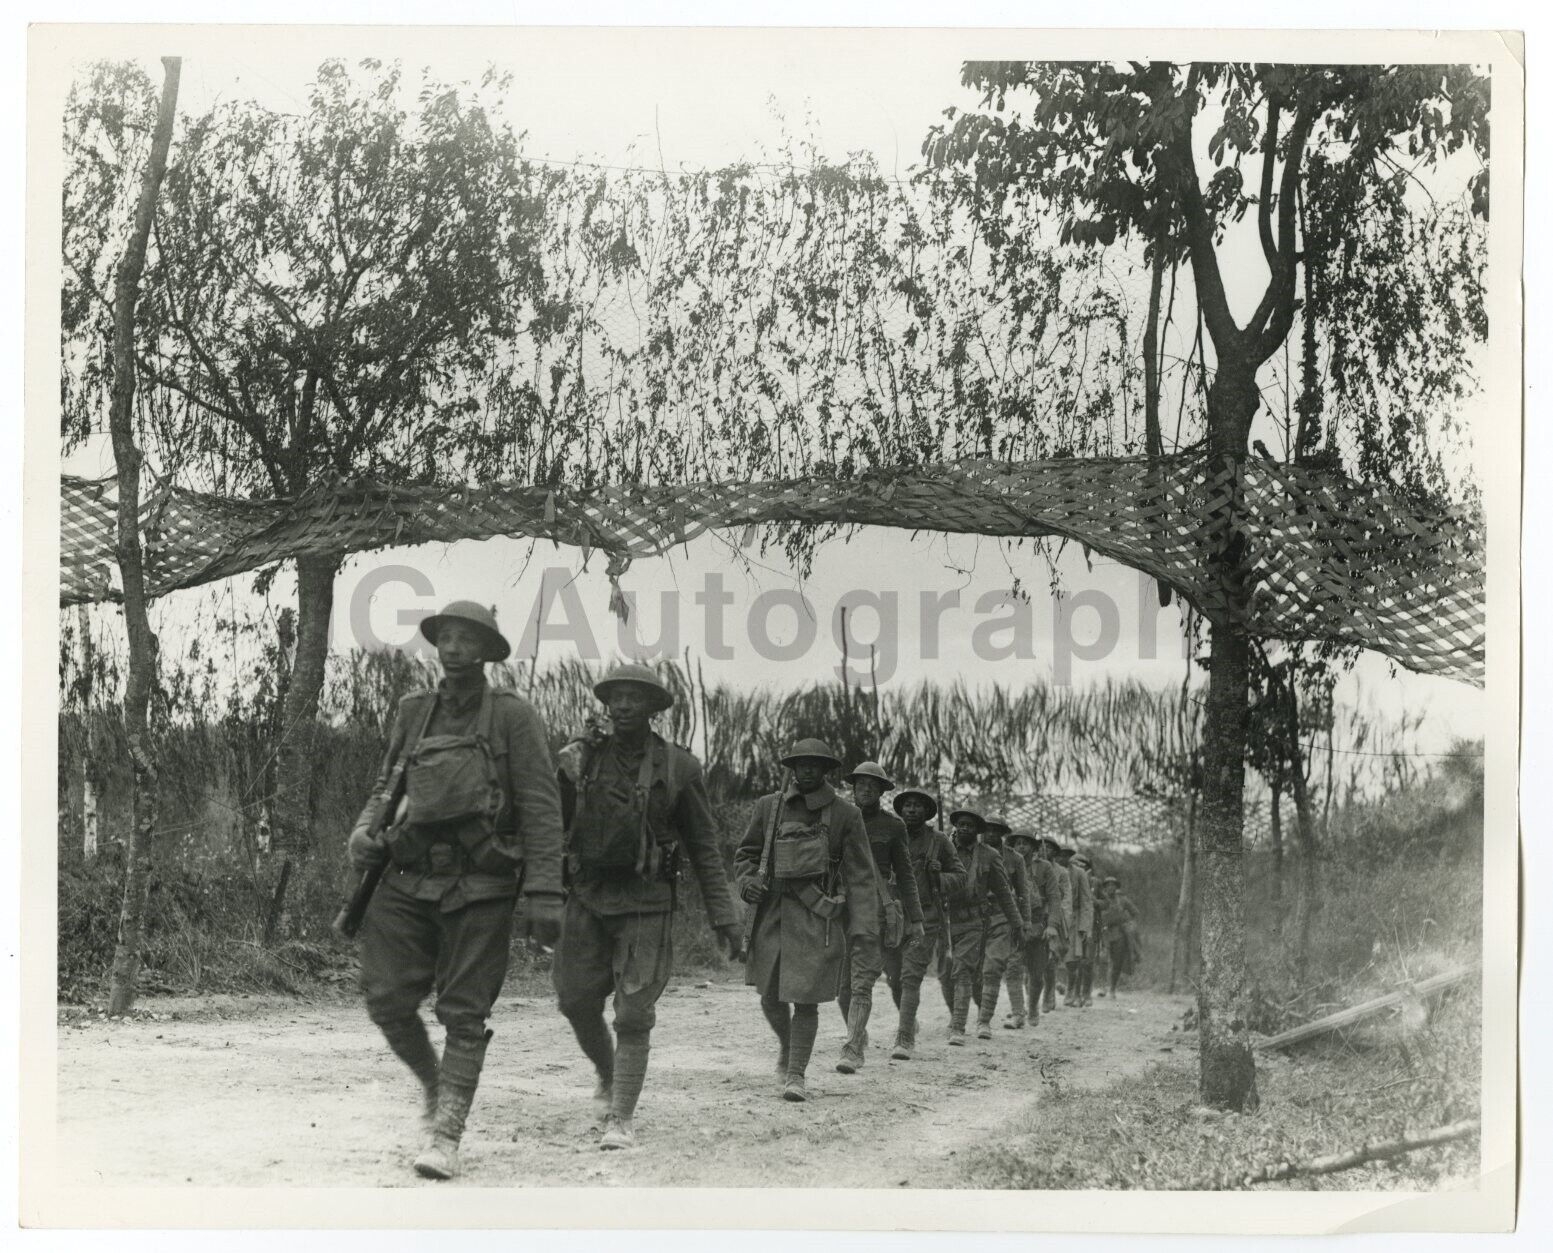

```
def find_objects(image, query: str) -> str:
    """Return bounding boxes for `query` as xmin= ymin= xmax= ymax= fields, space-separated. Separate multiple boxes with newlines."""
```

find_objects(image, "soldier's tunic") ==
xmin=975 ymin=845 xmax=1029 ymax=1025
xmin=892 ymin=825 xmax=965 ymax=1051
xmin=840 ymin=807 xmax=925 ymax=1012
xmin=554 ymin=731 xmax=738 ymax=1042
xmin=355 ymin=677 xmax=564 ymax=1056
xmin=1043 ymin=860 xmax=1073 ymax=1008
xmin=938 ymin=841 xmax=1023 ymax=1035
xmin=735 ymin=784 xmax=880 ymax=1005
xmin=1021 ymin=855 xmax=1066 ymax=1015
xmin=1102 ymin=892 xmax=1142 ymax=979
xmin=1066 ymin=861 xmax=1097 ymax=1004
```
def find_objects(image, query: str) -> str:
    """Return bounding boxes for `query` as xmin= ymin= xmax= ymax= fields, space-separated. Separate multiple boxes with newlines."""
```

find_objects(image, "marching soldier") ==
xmin=939 ymin=808 xmax=1024 ymax=1045
xmin=1042 ymin=838 xmax=1073 ymax=1011
xmin=553 ymin=664 xmax=743 ymax=1150
xmin=735 ymin=740 xmax=880 ymax=1102
xmin=1005 ymin=829 xmax=1062 ymax=1029
xmin=974 ymin=815 xmax=1033 ymax=1036
xmin=888 ymin=788 xmax=964 ymax=1060
xmin=1066 ymin=850 xmax=1096 ymax=1008
xmin=835 ymin=762 xmax=925 ymax=1074
xmin=1099 ymin=876 xmax=1142 ymax=999
xmin=346 ymin=601 xmax=565 ymax=1181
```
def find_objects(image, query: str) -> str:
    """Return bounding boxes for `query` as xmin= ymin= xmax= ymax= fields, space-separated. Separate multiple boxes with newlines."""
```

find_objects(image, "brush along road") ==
xmin=56 ymin=980 xmax=1188 ymax=1187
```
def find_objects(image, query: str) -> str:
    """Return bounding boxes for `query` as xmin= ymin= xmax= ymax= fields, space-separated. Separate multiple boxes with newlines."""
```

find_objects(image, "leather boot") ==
xmin=601 ymin=1030 xmax=649 ymax=1150
xmin=949 ymin=980 xmax=972 ymax=1046
xmin=377 ymin=1016 xmax=439 ymax=1135
xmin=1004 ymin=971 xmax=1027 ymax=1029
xmin=784 ymin=1005 xmax=818 ymax=1101
xmin=891 ymin=982 xmax=920 ymax=1060
xmin=413 ymin=1029 xmax=489 ymax=1181
xmin=837 ymin=991 xmax=871 ymax=1074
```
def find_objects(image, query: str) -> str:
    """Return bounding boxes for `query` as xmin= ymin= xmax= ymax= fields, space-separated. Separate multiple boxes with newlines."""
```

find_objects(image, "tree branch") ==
xmin=1166 ymin=69 xmax=1243 ymax=355
xmin=1257 ymin=97 xmax=1282 ymax=269
xmin=1252 ymin=98 xmax=1319 ymax=360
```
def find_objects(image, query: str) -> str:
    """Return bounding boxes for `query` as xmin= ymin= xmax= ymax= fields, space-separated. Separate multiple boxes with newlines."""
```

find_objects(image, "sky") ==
xmin=57 ymin=31 xmax=1486 ymax=755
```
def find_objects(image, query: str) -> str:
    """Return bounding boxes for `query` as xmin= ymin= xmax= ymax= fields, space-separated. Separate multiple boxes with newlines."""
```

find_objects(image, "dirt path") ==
xmin=56 ymin=976 xmax=1189 ymax=1188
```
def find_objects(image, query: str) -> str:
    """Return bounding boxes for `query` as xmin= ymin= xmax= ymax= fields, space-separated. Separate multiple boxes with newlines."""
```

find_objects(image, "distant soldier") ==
xmin=1005 ymin=830 xmax=1062 ymax=1029
xmin=1099 ymin=876 xmax=1142 ymax=999
xmin=939 ymin=808 xmax=1024 ymax=1045
xmin=735 ymin=739 xmax=880 ymax=1102
xmin=346 ymin=601 xmax=565 ymax=1181
xmin=888 ymin=788 xmax=965 ymax=1060
xmin=1066 ymin=851 xmax=1097 ymax=1008
xmin=974 ymin=815 xmax=1034 ymax=1036
xmin=835 ymin=762 xmax=925 ymax=1075
xmin=553 ymin=664 xmax=743 ymax=1150
xmin=1045 ymin=840 xmax=1074 ymax=1010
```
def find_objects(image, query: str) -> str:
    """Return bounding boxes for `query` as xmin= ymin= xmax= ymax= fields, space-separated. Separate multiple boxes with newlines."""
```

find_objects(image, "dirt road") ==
xmin=56 ymin=975 xmax=1189 ymax=1188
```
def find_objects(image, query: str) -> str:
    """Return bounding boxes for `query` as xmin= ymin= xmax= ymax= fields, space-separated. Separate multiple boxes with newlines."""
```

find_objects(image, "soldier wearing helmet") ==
xmin=833 ymin=761 xmax=925 ymax=1076
xmin=552 ymin=662 xmax=742 ymax=1150
xmin=345 ymin=600 xmax=565 ymax=1180
xmin=734 ymin=739 xmax=879 ymax=1102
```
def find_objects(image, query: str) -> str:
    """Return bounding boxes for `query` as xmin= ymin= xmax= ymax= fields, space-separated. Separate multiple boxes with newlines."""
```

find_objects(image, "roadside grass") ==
xmin=964 ymin=977 xmax=1481 ymax=1191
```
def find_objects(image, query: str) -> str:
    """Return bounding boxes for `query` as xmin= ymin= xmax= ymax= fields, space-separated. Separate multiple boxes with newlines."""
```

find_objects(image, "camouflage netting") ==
xmin=60 ymin=452 xmax=1484 ymax=685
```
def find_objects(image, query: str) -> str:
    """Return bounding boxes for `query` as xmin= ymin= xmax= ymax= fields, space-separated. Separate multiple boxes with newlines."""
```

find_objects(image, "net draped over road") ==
xmin=59 ymin=452 xmax=1484 ymax=685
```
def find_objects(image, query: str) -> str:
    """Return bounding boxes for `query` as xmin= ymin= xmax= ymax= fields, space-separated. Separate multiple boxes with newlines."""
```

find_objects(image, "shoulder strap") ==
xmin=473 ymin=686 xmax=497 ymax=745
xmin=404 ymin=690 xmax=439 ymax=757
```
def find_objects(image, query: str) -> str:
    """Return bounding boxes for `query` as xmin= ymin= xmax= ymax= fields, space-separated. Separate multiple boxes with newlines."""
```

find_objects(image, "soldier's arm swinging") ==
xmin=890 ymin=832 xmax=925 ymax=925
xmin=989 ymin=854 xmax=1023 ymax=935
xmin=673 ymin=761 xmax=740 ymax=931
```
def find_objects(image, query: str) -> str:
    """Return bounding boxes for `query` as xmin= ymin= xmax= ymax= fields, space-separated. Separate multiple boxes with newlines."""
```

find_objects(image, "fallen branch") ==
xmin=1176 ymin=1119 xmax=1479 ymax=1191
xmin=1257 ymin=964 xmax=1477 ymax=1051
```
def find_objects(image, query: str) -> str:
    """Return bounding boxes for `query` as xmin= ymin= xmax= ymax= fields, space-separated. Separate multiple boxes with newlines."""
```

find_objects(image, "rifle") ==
xmin=332 ymin=695 xmax=438 ymax=940
xmin=741 ymin=790 xmax=782 ymax=955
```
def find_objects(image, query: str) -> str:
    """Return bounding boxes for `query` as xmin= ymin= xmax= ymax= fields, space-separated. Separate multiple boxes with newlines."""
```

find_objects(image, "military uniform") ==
xmin=352 ymin=670 xmax=564 ymax=1176
xmin=973 ymin=836 xmax=1030 ymax=1035
xmin=939 ymin=837 xmax=1024 ymax=1044
xmin=553 ymin=723 xmax=737 ymax=1143
xmin=736 ymin=770 xmax=880 ymax=1099
xmin=836 ymin=803 xmax=924 ymax=1070
xmin=890 ymin=805 xmax=964 ymax=1060
xmin=1043 ymin=847 xmax=1074 ymax=1011
xmin=1066 ymin=857 xmax=1096 ymax=1007
xmin=1006 ymin=834 xmax=1062 ymax=1028
xmin=1100 ymin=884 xmax=1141 ymax=996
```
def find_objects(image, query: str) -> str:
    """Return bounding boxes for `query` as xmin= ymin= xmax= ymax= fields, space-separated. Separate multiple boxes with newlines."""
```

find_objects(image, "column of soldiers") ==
xmin=345 ymin=600 xmax=1142 ymax=1180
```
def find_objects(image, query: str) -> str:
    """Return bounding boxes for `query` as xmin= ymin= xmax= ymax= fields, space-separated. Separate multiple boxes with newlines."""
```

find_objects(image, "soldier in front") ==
xmin=346 ymin=601 xmax=564 ymax=1181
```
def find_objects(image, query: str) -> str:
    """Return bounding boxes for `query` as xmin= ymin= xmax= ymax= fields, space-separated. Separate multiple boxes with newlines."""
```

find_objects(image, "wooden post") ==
xmin=106 ymin=56 xmax=181 ymax=1016
xmin=78 ymin=603 xmax=99 ymax=860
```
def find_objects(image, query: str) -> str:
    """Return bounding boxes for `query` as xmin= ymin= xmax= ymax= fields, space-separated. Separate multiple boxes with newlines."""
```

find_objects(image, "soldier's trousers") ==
xmin=941 ymin=921 xmax=986 ymax=1032
xmin=893 ymin=923 xmax=942 ymax=1047
xmin=976 ymin=920 xmax=1017 ymax=1025
xmin=359 ymin=884 xmax=516 ymax=1078
xmin=553 ymin=898 xmax=674 ymax=1122
xmin=1008 ymin=935 xmax=1047 ymax=1021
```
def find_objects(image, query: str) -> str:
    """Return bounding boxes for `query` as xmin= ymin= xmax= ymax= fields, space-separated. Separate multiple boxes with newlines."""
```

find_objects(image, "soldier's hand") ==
xmin=715 ymin=924 xmax=745 ymax=962
xmin=346 ymin=825 xmax=388 ymax=874
xmin=520 ymin=892 xmax=564 ymax=950
xmin=740 ymin=880 xmax=768 ymax=905
xmin=1043 ymin=926 xmax=1058 ymax=942
xmin=906 ymin=921 xmax=926 ymax=945
xmin=926 ymin=859 xmax=941 ymax=874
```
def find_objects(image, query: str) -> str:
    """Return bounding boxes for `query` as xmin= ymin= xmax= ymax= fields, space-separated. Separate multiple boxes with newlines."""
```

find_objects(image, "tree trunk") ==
xmin=1195 ymin=360 xmax=1261 ymax=1111
xmin=1169 ymin=790 xmax=1196 ymax=994
xmin=105 ymin=57 xmax=180 ymax=1016
xmin=77 ymin=604 xmax=99 ymax=860
xmin=267 ymin=551 xmax=340 ymax=937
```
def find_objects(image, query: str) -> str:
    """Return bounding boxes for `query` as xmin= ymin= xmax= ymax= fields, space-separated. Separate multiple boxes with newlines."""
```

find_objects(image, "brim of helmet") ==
xmin=419 ymin=614 xmax=512 ymax=663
